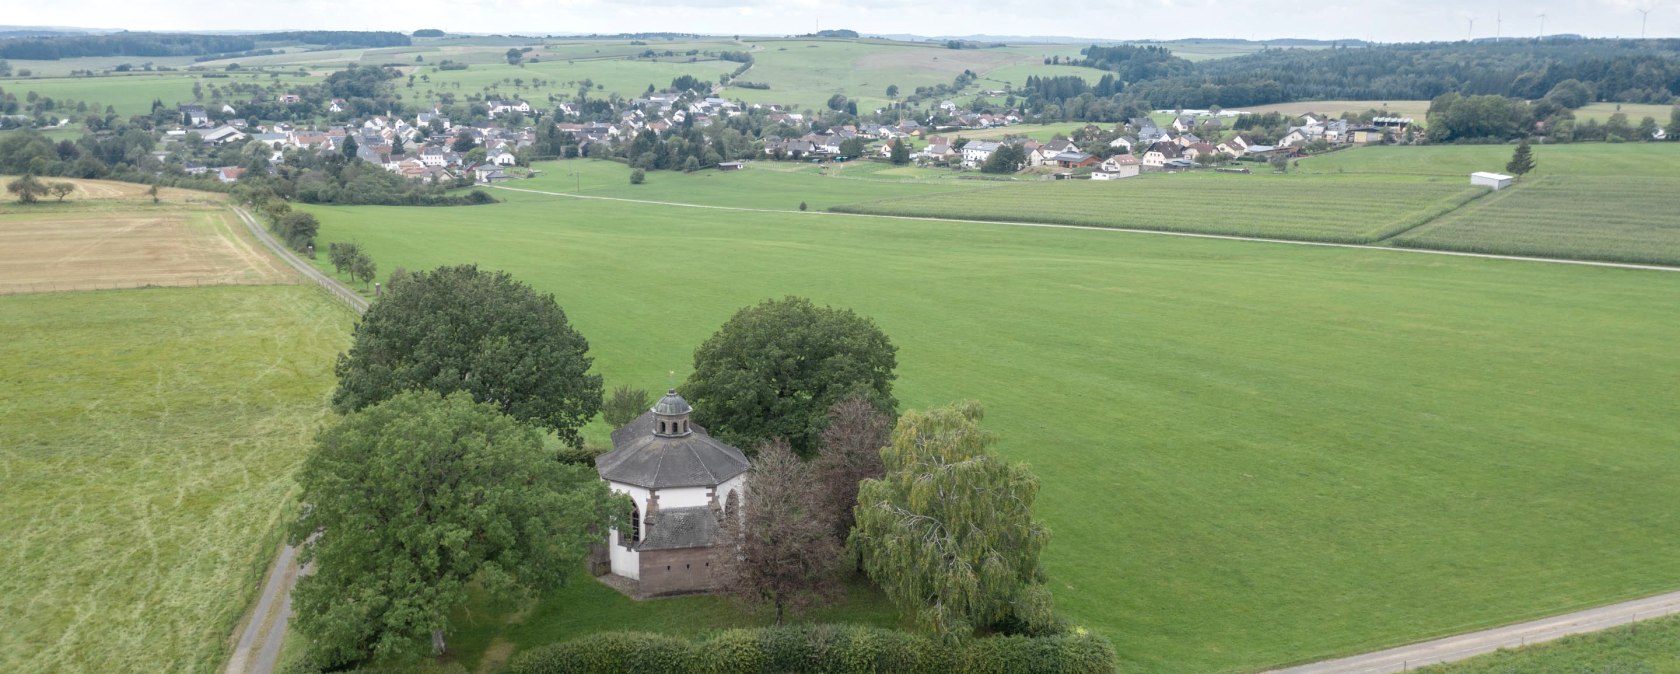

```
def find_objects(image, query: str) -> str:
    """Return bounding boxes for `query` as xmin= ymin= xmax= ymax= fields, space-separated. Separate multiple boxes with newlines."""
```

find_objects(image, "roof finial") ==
xmin=668 ymin=370 xmax=675 ymax=391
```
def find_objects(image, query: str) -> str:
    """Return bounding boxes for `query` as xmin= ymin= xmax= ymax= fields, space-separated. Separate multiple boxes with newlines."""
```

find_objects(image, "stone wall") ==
xmin=638 ymin=546 xmax=718 ymax=597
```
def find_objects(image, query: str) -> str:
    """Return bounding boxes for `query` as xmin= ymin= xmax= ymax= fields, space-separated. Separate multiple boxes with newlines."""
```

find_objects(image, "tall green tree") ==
xmin=851 ymin=401 xmax=1055 ymax=638
xmin=601 ymin=385 xmax=651 ymax=428
xmin=889 ymin=139 xmax=910 ymax=165
xmin=981 ymin=143 xmax=1027 ymax=173
xmin=289 ymin=391 xmax=611 ymax=666
xmin=1668 ymin=106 xmax=1680 ymax=140
xmin=684 ymin=296 xmax=897 ymax=457
xmin=332 ymin=264 xmax=603 ymax=447
xmin=341 ymin=134 xmax=358 ymax=159
xmin=1506 ymin=139 xmax=1536 ymax=176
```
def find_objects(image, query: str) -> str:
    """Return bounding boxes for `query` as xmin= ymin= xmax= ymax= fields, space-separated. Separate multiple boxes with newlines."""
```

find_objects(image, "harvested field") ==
xmin=0 ymin=208 xmax=289 ymax=293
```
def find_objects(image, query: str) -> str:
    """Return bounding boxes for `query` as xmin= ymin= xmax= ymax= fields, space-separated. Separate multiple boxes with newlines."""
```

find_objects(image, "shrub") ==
xmin=630 ymin=168 xmax=645 ymax=185
xmin=509 ymin=624 xmax=1114 ymax=674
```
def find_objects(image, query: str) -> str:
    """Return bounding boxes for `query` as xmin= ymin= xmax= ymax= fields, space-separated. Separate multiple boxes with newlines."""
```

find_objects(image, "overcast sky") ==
xmin=5 ymin=0 xmax=1675 ymax=44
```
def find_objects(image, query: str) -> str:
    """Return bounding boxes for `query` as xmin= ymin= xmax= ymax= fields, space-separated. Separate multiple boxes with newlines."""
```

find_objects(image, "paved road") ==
xmin=224 ymin=207 xmax=364 ymax=674
xmin=491 ymin=185 xmax=1680 ymax=274
xmin=1264 ymin=590 xmax=1680 ymax=673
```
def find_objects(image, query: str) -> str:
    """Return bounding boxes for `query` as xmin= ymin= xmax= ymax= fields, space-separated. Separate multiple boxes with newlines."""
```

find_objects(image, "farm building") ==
xmin=593 ymin=390 xmax=749 ymax=597
xmin=1471 ymin=172 xmax=1513 ymax=190
xmin=717 ymin=161 xmax=745 ymax=171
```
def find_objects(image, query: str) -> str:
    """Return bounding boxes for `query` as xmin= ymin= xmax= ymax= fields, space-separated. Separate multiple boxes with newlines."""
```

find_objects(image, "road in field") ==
xmin=1264 ymin=590 xmax=1680 ymax=673
xmin=490 ymin=185 xmax=1680 ymax=273
xmin=225 ymin=207 xmax=365 ymax=674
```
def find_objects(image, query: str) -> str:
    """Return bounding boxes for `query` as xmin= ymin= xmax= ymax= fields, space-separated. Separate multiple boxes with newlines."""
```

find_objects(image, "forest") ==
xmin=1120 ymin=40 xmax=1680 ymax=109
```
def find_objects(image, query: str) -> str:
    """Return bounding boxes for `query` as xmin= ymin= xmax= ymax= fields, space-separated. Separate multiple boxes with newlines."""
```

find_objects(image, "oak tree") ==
xmin=684 ymin=296 xmax=896 ymax=457
xmin=290 ymin=391 xmax=611 ymax=665
xmin=332 ymin=264 xmax=603 ymax=447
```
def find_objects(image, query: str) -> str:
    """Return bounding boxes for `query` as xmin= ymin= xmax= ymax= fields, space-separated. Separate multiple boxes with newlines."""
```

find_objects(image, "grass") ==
xmin=1296 ymin=142 xmax=1680 ymax=178
xmin=1393 ymin=175 xmax=1680 ymax=265
xmin=302 ymin=185 xmax=1680 ymax=673
xmin=516 ymin=159 xmax=983 ymax=211
xmin=831 ymin=171 xmax=1487 ymax=243
xmin=445 ymin=573 xmax=901 ymax=671
xmin=0 ymin=285 xmax=351 ymax=674
xmin=1415 ymin=614 xmax=1680 ymax=673
xmin=1573 ymin=102 xmax=1677 ymax=125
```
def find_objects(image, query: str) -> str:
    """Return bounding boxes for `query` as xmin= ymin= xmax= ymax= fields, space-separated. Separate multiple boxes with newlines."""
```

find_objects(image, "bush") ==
xmin=508 ymin=624 xmax=1115 ymax=674
xmin=630 ymin=168 xmax=645 ymax=185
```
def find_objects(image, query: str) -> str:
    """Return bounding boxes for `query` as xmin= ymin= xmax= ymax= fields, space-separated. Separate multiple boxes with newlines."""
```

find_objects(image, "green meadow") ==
xmin=0 ymin=285 xmax=350 ymax=674
xmin=516 ymin=159 xmax=979 ymax=210
xmin=1416 ymin=615 xmax=1680 ymax=673
xmin=301 ymin=183 xmax=1680 ymax=673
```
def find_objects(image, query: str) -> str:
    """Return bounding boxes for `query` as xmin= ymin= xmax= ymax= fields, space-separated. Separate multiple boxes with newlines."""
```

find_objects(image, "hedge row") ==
xmin=508 ymin=624 xmax=1116 ymax=674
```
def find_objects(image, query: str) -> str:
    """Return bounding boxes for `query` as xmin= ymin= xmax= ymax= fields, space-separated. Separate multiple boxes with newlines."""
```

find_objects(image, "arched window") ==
xmin=658 ymin=421 xmax=666 ymax=434
xmin=629 ymin=502 xmax=641 ymax=542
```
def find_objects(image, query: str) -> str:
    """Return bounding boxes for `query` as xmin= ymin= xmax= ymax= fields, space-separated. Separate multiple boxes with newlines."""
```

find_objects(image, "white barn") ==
xmin=1471 ymin=172 xmax=1513 ymax=190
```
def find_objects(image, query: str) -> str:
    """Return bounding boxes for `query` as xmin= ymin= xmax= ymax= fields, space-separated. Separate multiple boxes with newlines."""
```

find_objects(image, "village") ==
xmin=165 ymin=85 xmax=1416 ymax=186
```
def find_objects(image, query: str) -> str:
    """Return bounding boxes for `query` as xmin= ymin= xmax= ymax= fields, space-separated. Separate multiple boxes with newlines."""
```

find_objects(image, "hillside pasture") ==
xmin=302 ymin=191 xmax=1680 ymax=673
xmin=1297 ymin=142 xmax=1680 ymax=178
xmin=0 ymin=285 xmax=349 ymax=674
xmin=0 ymin=184 xmax=284 ymax=293
xmin=518 ymin=159 xmax=979 ymax=210
xmin=1572 ymin=102 xmax=1677 ymax=125
xmin=1393 ymin=175 xmax=1680 ymax=265
xmin=831 ymin=172 xmax=1487 ymax=243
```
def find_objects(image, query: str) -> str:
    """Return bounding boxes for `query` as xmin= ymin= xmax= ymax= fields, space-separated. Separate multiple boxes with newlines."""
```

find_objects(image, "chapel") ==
xmin=592 ymin=389 xmax=750 ymax=596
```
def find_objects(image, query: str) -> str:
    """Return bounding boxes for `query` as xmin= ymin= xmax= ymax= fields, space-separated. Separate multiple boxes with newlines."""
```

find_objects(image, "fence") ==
xmin=229 ymin=205 xmax=370 ymax=314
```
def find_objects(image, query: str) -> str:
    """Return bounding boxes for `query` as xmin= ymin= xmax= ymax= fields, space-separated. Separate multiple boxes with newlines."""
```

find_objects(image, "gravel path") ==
xmin=1263 ymin=590 xmax=1680 ymax=673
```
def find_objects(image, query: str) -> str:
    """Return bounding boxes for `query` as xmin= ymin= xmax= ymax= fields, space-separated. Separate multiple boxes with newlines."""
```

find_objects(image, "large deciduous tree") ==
xmin=813 ymin=396 xmax=891 ymax=543
xmin=290 ymin=391 xmax=611 ymax=666
xmin=851 ymin=401 xmax=1055 ymax=638
xmin=683 ymin=296 xmax=896 ymax=457
xmin=332 ymin=264 xmax=603 ymax=447
xmin=716 ymin=439 xmax=843 ymax=624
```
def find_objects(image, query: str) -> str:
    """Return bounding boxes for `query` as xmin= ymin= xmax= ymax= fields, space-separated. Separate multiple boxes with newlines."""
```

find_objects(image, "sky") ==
xmin=3 ymin=0 xmax=1676 ymax=44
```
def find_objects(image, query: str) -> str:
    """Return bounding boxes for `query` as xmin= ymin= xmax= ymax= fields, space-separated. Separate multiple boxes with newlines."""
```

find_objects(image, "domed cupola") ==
xmin=652 ymin=389 xmax=693 ymax=437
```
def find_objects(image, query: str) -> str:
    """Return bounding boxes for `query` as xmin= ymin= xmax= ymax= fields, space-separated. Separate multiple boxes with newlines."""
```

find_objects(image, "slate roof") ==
xmin=598 ymin=411 xmax=750 ymax=489
xmin=639 ymin=505 xmax=721 ymax=551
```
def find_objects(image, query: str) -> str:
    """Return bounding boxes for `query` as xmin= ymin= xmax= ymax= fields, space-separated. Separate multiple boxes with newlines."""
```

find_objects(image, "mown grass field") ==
xmin=0 ymin=285 xmax=350 ymax=674
xmin=1416 ymin=614 xmax=1680 ymax=673
xmin=302 ymin=186 xmax=1680 ymax=673
xmin=831 ymin=172 xmax=1486 ymax=242
xmin=1234 ymin=99 xmax=1433 ymax=120
xmin=517 ymin=159 xmax=982 ymax=210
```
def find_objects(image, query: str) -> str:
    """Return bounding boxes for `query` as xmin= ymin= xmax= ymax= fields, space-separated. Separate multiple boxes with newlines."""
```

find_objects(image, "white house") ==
xmin=594 ymin=390 xmax=749 ymax=597
xmin=1471 ymin=172 xmax=1513 ymax=190
xmin=1093 ymin=154 xmax=1140 ymax=179
xmin=962 ymin=140 xmax=1003 ymax=167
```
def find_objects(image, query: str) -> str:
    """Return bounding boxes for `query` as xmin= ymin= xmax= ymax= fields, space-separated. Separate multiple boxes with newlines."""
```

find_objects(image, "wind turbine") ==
xmin=1538 ymin=13 xmax=1547 ymax=40
xmin=1467 ymin=16 xmax=1476 ymax=41
xmin=1496 ymin=12 xmax=1503 ymax=42
xmin=1638 ymin=7 xmax=1653 ymax=39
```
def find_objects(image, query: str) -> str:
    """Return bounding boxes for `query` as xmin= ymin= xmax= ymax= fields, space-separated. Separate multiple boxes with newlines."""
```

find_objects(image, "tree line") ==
xmin=0 ymin=30 xmax=408 ymax=60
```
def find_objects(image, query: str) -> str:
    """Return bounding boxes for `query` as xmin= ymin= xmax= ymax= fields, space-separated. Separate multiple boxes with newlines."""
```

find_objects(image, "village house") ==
xmin=1091 ymin=154 xmax=1140 ymax=180
xmin=962 ymin=140 xmax=1004 ymax=167
xmin=1141 ymin=141 xmax=1183 ymax=169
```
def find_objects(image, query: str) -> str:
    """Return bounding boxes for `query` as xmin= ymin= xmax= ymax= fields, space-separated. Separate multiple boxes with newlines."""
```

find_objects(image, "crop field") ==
xmin=831 ymin=172 xmax=1487 ymax=242
xmin=1416 ymin=614 xmax=1680 ymax=673
xmin=1299 ymin=142 xmax=1680 ymax=178
xmin=301 ymin=188 xmax=1680 ymax=673
xmin=1233 ymin=99 xmax=1432 ymax=120
xmin=0 ymin=180 xmax=284 ymax=293
xmin=1393 ymin=175 xmax=1680 ymax=265
xmin=0 ymin=71 xmax=315 ymax=117
xmin=0 ymin=285 xmax=350 ymax=674
xmin=725 ymin=39 xmax=1048 ymax=110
